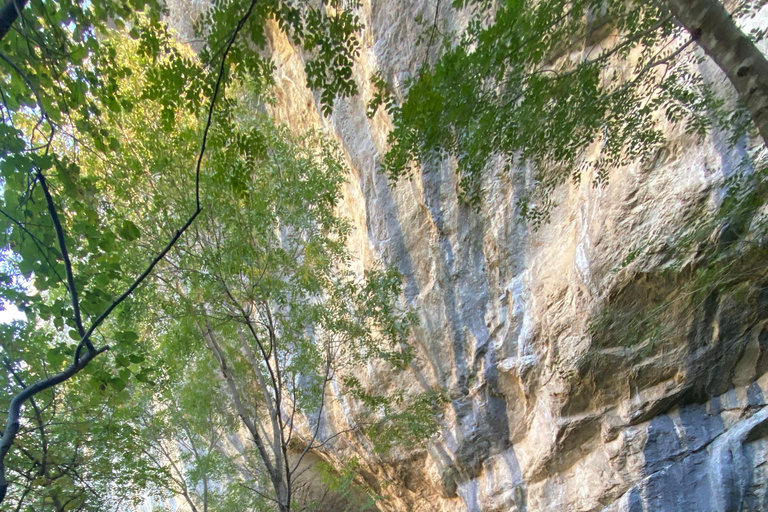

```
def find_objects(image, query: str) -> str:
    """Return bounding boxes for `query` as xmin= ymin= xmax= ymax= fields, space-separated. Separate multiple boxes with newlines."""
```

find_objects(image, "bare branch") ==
xmin=290 ymin=359 xmax=333 ymax=476
xmin=237 ymin=482 xmax=281 ymax=505
xmin=199 ymin=321 xmax=277 ymax=478
xmin=35 ymin=169 xmax=88 ymax=347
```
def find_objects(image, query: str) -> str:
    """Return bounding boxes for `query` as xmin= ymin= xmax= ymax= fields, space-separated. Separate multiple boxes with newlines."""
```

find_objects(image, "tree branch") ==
xmin=75 ymin=206 xmax=201 ymax=362
xmin=0 ymin=206 xmax=66 ymax=285
xmin=666 ymin=0 xmax=768 ymax=146
xmin=194 ymin=0 xmax=259 ymax=210
xmin=199 ymin=321 xmax=277 ymax=479
xmin=0 ymin=0 xmax=263 ymax=503
xmin=290 ymin=359 xmax=332 ymax=476
xmin=0 ymin=0 xmax=28 ymax=47
xmin=0 ymin=344 xmax=107 ymax=502
xmin=35 ymin=169 xmax=88 ymax=347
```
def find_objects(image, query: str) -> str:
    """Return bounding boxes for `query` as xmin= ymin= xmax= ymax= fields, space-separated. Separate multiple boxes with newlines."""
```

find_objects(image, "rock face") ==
xmin=252 ymin=2 xmax=768 ymax=511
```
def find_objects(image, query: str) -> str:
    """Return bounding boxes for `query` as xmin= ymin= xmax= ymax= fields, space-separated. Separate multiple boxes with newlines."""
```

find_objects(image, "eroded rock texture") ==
xmin=191 ymin=1 xmax=768 ymax=510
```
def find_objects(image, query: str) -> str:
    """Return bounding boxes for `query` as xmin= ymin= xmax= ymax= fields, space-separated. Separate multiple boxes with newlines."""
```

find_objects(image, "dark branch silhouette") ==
xmin=0 ymin=0 xmax=27 ymax=43
xmin=0 ymin=0 xmax=260 ymax=500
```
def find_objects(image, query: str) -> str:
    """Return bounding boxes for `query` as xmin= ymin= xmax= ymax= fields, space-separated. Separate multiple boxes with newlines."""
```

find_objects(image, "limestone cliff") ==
xmin=194 ymin=1 xmax=768 ymax=510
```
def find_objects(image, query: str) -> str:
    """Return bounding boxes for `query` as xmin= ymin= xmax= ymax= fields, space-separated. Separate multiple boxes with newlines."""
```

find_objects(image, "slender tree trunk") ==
xmin=666 ymin=0 xmax=768 ymax=145
xmin=275 ymin=478 xmax=290 ymax=512
xmin=202 ymin=474 xmax=208 ymax=512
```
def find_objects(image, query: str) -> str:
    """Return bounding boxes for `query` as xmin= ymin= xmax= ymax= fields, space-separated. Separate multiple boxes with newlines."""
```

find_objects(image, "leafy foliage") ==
xmin=0 ymin=321 xmax=160 ymax=511
xmin=137 ymin=80 xmax=438 ymax=509
xmin=376 ymin=0 xmax=758 ymax=221
xmin=310 ymin=458 xmax=380 ymax=511
xmin=16 ymin=0 xmax=768 ymax=509
xmin=0 ymin=0 xmax=432 ymax=509
xmin=198 ymin=0 xmax=363 ymax=115
xmin=0 ymin=16 xmax=204 ymax=510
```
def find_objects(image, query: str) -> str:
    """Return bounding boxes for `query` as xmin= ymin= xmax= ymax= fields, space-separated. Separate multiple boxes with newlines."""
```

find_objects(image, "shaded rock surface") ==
xmin=178 ymin=1 xmax=768 ymax=510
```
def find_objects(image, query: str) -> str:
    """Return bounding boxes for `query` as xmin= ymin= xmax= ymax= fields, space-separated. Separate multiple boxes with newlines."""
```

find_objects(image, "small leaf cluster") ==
xmin=197 ymin=0 xmax=363 ymax=116
xmin=342 ymin=375 xmax=449 ymax=456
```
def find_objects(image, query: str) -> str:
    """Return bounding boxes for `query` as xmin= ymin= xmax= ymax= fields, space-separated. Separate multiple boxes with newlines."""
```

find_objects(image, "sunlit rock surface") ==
xmin=170 ymin=1 xmax=768 ymax=510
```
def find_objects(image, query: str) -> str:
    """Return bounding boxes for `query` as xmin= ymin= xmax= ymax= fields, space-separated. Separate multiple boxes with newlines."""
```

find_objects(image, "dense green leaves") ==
xmin=140 ymin=88 xmax=433 ymax=508
xmin=0 ymin=0 xmax=439 ymax=508
xmin=378 ymin=0 xmax=758 ymax=221
xmin=1 ymin=0 xmax=764 ymax=508
xmin=198 ymin=0 xmax=363 ymax=115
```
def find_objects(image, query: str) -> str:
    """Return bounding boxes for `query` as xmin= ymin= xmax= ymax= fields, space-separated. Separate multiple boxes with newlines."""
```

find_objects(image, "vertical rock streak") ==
xmin=247 ymin=2 xmax=768 ymax=510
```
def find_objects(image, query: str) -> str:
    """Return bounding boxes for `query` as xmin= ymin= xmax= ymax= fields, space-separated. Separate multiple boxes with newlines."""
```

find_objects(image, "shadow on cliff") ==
xmin=628 ymin=371 xmax=768 ymax=511
xmin=365 ymin=156 xmax=528 ymax=510
xmin=581 ymin=239 xmax=768 ymax=510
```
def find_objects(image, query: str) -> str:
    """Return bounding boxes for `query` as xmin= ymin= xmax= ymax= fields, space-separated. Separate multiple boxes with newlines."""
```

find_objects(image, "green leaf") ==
xmin=112 ymin=377 xmax=127 ymax=392
xmin=47 ymin=348 xmax=67 ymax=367
xmin=128 ymin=353 xmax=145 ymax=364
xmin=116 ymin=331 xmax=139 ymax=344
xmin=119 ymin=220 xmax=141 ymax=241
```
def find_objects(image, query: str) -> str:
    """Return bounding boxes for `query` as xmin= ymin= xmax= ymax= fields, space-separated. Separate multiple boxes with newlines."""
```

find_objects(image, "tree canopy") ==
xmin=0 ymin=0 xmax=441 ymax=509
xmin=0 ymin=0 xmax=767 ymax=510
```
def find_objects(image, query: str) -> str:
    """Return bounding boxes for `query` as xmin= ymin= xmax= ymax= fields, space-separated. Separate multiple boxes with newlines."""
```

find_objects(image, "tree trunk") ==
xmin=275 ymin=478 xmax=291 ymax=512
xmin=666 ymin=0 xmax=768 ymax=146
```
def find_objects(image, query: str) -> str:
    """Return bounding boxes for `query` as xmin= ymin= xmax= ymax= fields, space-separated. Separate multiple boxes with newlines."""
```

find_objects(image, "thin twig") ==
xmin=194 ymin=0 xmax=260 ymax=210
xmin=0 ymin=50 xmax=54 ymax=144
xmin=0 ymin=207 xmax=66 ymax=285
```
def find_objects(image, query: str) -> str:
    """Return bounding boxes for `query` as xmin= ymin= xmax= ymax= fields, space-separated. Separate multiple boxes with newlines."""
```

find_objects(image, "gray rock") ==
xmin=168 ymin=0 xmax=768 ymax=509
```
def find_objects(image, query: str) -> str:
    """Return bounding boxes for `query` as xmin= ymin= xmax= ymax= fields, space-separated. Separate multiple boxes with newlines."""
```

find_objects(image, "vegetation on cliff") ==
xmin=0 ymin=0 xmax=766 ymax=510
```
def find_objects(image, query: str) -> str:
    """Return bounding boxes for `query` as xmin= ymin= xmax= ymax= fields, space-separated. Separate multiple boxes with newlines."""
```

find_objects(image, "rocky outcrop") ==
xmin=199 ymin=1 xmax=768 ymax=510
